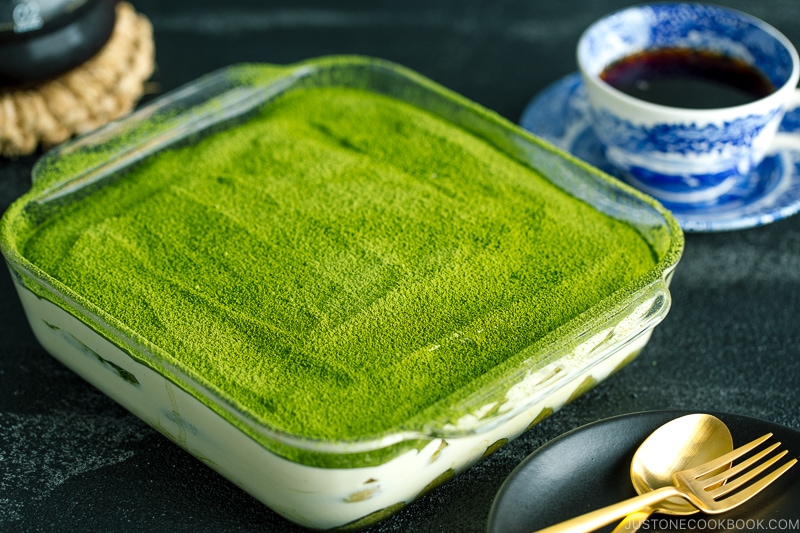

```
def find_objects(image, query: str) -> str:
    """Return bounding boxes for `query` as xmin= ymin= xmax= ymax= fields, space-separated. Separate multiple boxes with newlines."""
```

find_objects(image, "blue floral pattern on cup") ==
xmin=592 ymin=107 xmax=782 ymax=155
xmin=581 ymin=4 xmax=795 ymax=86
xmin=519 ymin=73 xmax=800 ymax=232
xmin=577 ymin=3 xmax=800 ymax=206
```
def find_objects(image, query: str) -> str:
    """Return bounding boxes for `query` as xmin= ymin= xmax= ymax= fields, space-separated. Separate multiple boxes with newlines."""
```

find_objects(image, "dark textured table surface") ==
xmin=2 ymin=1 xmax=800 ymax=532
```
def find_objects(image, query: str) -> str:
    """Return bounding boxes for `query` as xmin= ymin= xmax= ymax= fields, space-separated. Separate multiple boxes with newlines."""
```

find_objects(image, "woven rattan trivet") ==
xmin=0 ymin=2 xmax=155 ymax=157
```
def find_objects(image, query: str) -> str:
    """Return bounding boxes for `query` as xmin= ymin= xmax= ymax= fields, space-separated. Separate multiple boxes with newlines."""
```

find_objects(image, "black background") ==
xmin=1 ymin=1 xmax=799 ymax=531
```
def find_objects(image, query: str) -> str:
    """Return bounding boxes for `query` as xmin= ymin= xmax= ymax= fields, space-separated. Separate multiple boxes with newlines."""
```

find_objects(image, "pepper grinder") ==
xmin=0 ymin=0 xmax=117 ymax=87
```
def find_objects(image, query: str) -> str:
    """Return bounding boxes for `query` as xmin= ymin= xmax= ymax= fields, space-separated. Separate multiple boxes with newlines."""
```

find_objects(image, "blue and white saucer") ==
xmin=520 ymin=73 xmax=800 ymax=232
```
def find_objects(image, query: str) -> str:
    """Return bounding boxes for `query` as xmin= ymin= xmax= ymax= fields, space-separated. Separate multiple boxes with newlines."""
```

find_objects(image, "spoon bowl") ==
xmin=612 ymin=413 xmax=734 ymax=532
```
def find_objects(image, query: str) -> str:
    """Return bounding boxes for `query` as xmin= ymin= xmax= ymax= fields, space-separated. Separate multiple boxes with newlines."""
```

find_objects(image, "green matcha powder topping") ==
xmin=20 ymin=86 xmax=656 ymax=442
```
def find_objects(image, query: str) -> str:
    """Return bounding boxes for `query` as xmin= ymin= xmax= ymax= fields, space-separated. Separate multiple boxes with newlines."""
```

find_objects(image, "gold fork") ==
xmin=534 ymin=433 xmax=797 ymax=533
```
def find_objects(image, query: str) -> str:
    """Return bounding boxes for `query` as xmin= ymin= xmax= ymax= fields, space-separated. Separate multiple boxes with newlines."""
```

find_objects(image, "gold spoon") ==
xmin=610 ymin=413 xmax=733 ymax=533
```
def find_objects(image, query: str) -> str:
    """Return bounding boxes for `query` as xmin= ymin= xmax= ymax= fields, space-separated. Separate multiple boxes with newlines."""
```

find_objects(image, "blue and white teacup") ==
xmin=577 ymin=3 xmax=800 ymax=206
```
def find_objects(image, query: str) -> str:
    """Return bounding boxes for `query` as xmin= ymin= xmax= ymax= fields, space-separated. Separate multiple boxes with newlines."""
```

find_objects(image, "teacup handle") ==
xmin=788 ymin=87 xmax=800 ymax=112
xmin=767 ymin=88 xmax=800 ymax=153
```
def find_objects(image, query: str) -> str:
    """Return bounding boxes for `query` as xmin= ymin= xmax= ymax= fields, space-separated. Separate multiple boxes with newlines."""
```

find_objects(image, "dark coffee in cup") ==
xmin=600 ymin=48 xmax=776 ymax=109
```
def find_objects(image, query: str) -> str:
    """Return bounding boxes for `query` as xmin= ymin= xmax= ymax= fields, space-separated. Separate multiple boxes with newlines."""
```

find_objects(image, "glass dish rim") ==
xmin=0 ymin=55 xmax=684 ymax=458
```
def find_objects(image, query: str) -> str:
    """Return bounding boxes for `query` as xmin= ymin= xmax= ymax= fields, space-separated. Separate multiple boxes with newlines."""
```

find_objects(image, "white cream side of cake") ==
xmin=12 ymin=279 xmax=655 ymax=530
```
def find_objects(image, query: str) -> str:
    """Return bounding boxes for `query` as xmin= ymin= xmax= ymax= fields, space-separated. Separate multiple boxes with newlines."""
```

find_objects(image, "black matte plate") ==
xmin=488 ymin=411 xmax=800 ymax=533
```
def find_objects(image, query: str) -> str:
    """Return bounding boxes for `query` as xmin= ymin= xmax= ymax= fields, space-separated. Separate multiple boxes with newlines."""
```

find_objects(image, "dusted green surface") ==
xmin=18 ymin=86 xmax=656 ymax=441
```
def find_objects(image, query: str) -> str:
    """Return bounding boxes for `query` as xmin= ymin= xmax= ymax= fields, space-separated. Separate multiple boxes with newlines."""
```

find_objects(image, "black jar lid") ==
xmin=0 ymin=0 xmax=118 ymax=88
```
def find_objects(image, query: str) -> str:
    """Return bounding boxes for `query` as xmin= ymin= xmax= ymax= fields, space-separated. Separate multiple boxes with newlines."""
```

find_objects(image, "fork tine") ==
xmin=702 ymin=442 xmax=782 ymax=489
xmin=708 ymin=449 xmax=787 ymax=498
xmin=685 ymin=433 xmax=773 ymax=478
xmin=709 ymin=457 xmax=797 ymax=508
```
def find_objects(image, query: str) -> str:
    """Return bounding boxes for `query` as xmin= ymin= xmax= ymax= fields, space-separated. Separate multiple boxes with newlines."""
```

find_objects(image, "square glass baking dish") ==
xmin=0 ymin=56 xmax=683 ymax=530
